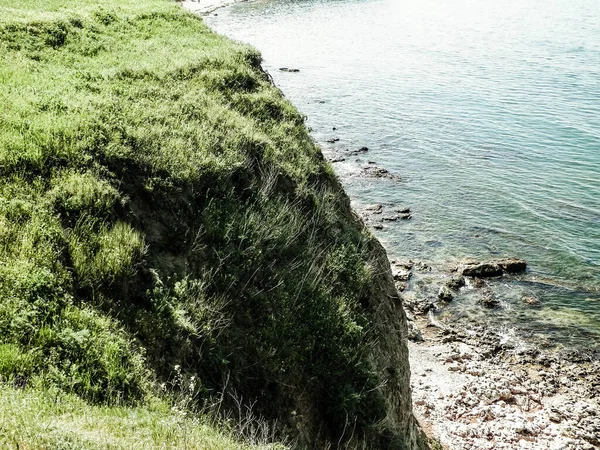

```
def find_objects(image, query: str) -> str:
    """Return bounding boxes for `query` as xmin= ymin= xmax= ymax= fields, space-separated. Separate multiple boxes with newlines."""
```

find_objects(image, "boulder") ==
xmin=459 ymin=258 xmax=526 ymax=277
xmin=497 ymin=258 xmax=527 ymax=273
xmin=438 ymin=285 xmax=454 ymax=302
xmin=461 ymin=262 xmax=502 ymax=277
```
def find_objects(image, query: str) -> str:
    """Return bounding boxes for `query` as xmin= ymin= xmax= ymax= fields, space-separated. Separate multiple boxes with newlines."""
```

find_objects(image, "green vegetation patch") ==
xmin=0 ymin=0 xmax=397 ymax=447
xmin=0 ymin=384 xmax=283 ymax=449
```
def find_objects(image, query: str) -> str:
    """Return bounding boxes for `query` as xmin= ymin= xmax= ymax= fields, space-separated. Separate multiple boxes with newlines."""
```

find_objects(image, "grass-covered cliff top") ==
xmin=0 ymin=0 xmax=418 ymax=448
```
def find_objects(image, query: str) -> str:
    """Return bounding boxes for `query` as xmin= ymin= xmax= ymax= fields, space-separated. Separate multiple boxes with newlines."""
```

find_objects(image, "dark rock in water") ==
xmin=361 ymin=166 xmax=402 ymax=181
xmin=329 ymin=156 xmax=345 ymax=163
xmin=396 ymin=207 xmax=411 ymax=214
xmin=399 ymin=213 xmax=412 ymax=220
xmin=364 ymin=203 xmax=383 ymax=212
xmin=382 ymin=215 xmax=400 ymax=222
xmin=332 ymin=127 xmax=337 ymax=130
xmin=279 ymin=67 xmax=300 ymax=72
xmin=368 ymin=161 xmax=377 ymax=165
xmin=438 ymin=285 xmax=454 ymax=302
xmin=480 ymin=288 xmax=500 ymax=308
xmin=347 ymin=146 xmax=370 ymax=156
xmin=497 ymin=258 xmax=527 ymax=273
xmin=445 ymin=275 xmax=465 ymax=290
xmin=326 ymin=137 xmax=339 ymax=143
xmin=459 ymin=258 xmax=526 ymax=277
xmin=373 ymin=223 xmax=384 ymax=230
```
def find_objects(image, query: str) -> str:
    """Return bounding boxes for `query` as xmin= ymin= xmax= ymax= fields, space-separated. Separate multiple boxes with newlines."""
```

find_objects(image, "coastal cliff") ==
xmin=0 ymin=0 xmax=425 ymax=447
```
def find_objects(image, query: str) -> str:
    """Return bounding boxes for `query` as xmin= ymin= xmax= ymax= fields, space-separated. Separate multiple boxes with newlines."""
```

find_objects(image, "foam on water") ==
xmin=206 ymin=0 xmax=600 ymax=347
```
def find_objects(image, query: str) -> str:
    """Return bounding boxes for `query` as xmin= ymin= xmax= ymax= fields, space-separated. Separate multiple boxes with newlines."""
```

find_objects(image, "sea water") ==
xmin=206 ymin=0 xmax=600 ymax=350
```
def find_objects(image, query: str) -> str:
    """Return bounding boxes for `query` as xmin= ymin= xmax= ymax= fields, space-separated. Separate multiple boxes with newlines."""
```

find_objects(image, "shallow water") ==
xmin=206 ymin=0 xmax=600 ymax=348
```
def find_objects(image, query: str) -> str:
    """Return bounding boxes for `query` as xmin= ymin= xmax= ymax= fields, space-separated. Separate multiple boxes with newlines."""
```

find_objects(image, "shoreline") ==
xmin=406 ymin=300 xmax=600 ymax=449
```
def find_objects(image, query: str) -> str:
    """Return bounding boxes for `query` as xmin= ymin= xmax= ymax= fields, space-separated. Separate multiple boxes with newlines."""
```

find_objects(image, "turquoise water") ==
xmin=206 ymin=0 xmax=600 ymax=348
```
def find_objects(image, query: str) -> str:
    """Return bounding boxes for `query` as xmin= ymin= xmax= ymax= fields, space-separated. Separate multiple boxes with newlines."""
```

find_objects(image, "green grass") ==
xmin=0 ymin=384 xmax=284 ymax=449
xmin=0 ymin=0 xmax=410 ymax=447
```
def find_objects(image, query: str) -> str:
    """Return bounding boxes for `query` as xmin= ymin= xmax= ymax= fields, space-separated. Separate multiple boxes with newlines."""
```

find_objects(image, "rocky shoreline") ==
xmin=390 ymin=256 xmax=600 ymax=449
xmin=408 ymin=316 xmax=599 ymax=450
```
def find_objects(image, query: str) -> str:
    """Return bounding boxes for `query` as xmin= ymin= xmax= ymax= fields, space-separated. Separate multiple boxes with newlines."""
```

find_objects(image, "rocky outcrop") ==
xmin=361 ymin=165 xmax=403 ymax=181
xmin=459 ymin=258 xmax=527 ymax=277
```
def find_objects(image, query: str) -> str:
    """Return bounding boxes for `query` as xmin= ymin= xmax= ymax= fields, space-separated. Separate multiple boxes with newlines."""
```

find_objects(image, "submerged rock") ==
xmin=279 ymin=67 xmax=300 ymax=72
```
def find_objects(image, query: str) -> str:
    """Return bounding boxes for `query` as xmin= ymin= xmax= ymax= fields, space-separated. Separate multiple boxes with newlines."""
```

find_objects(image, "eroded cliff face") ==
xmin=362 ymin=231 xmax=425 ymax=449
xmin=278 ymin=176 xmax=426 ymax=449
xmin=333 ymin=187 xmax=427 ymax=449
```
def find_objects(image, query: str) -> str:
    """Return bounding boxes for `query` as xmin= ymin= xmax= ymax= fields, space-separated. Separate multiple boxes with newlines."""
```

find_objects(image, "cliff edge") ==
xmin=0 ymin=0 xmax=425 ymax=447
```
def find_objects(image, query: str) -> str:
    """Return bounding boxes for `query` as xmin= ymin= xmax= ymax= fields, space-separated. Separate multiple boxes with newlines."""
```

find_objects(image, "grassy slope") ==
xmin=0 ymin=384 xmax=283 ymax=449
xmin=0 ymin=0 xmax=412 ymax=448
